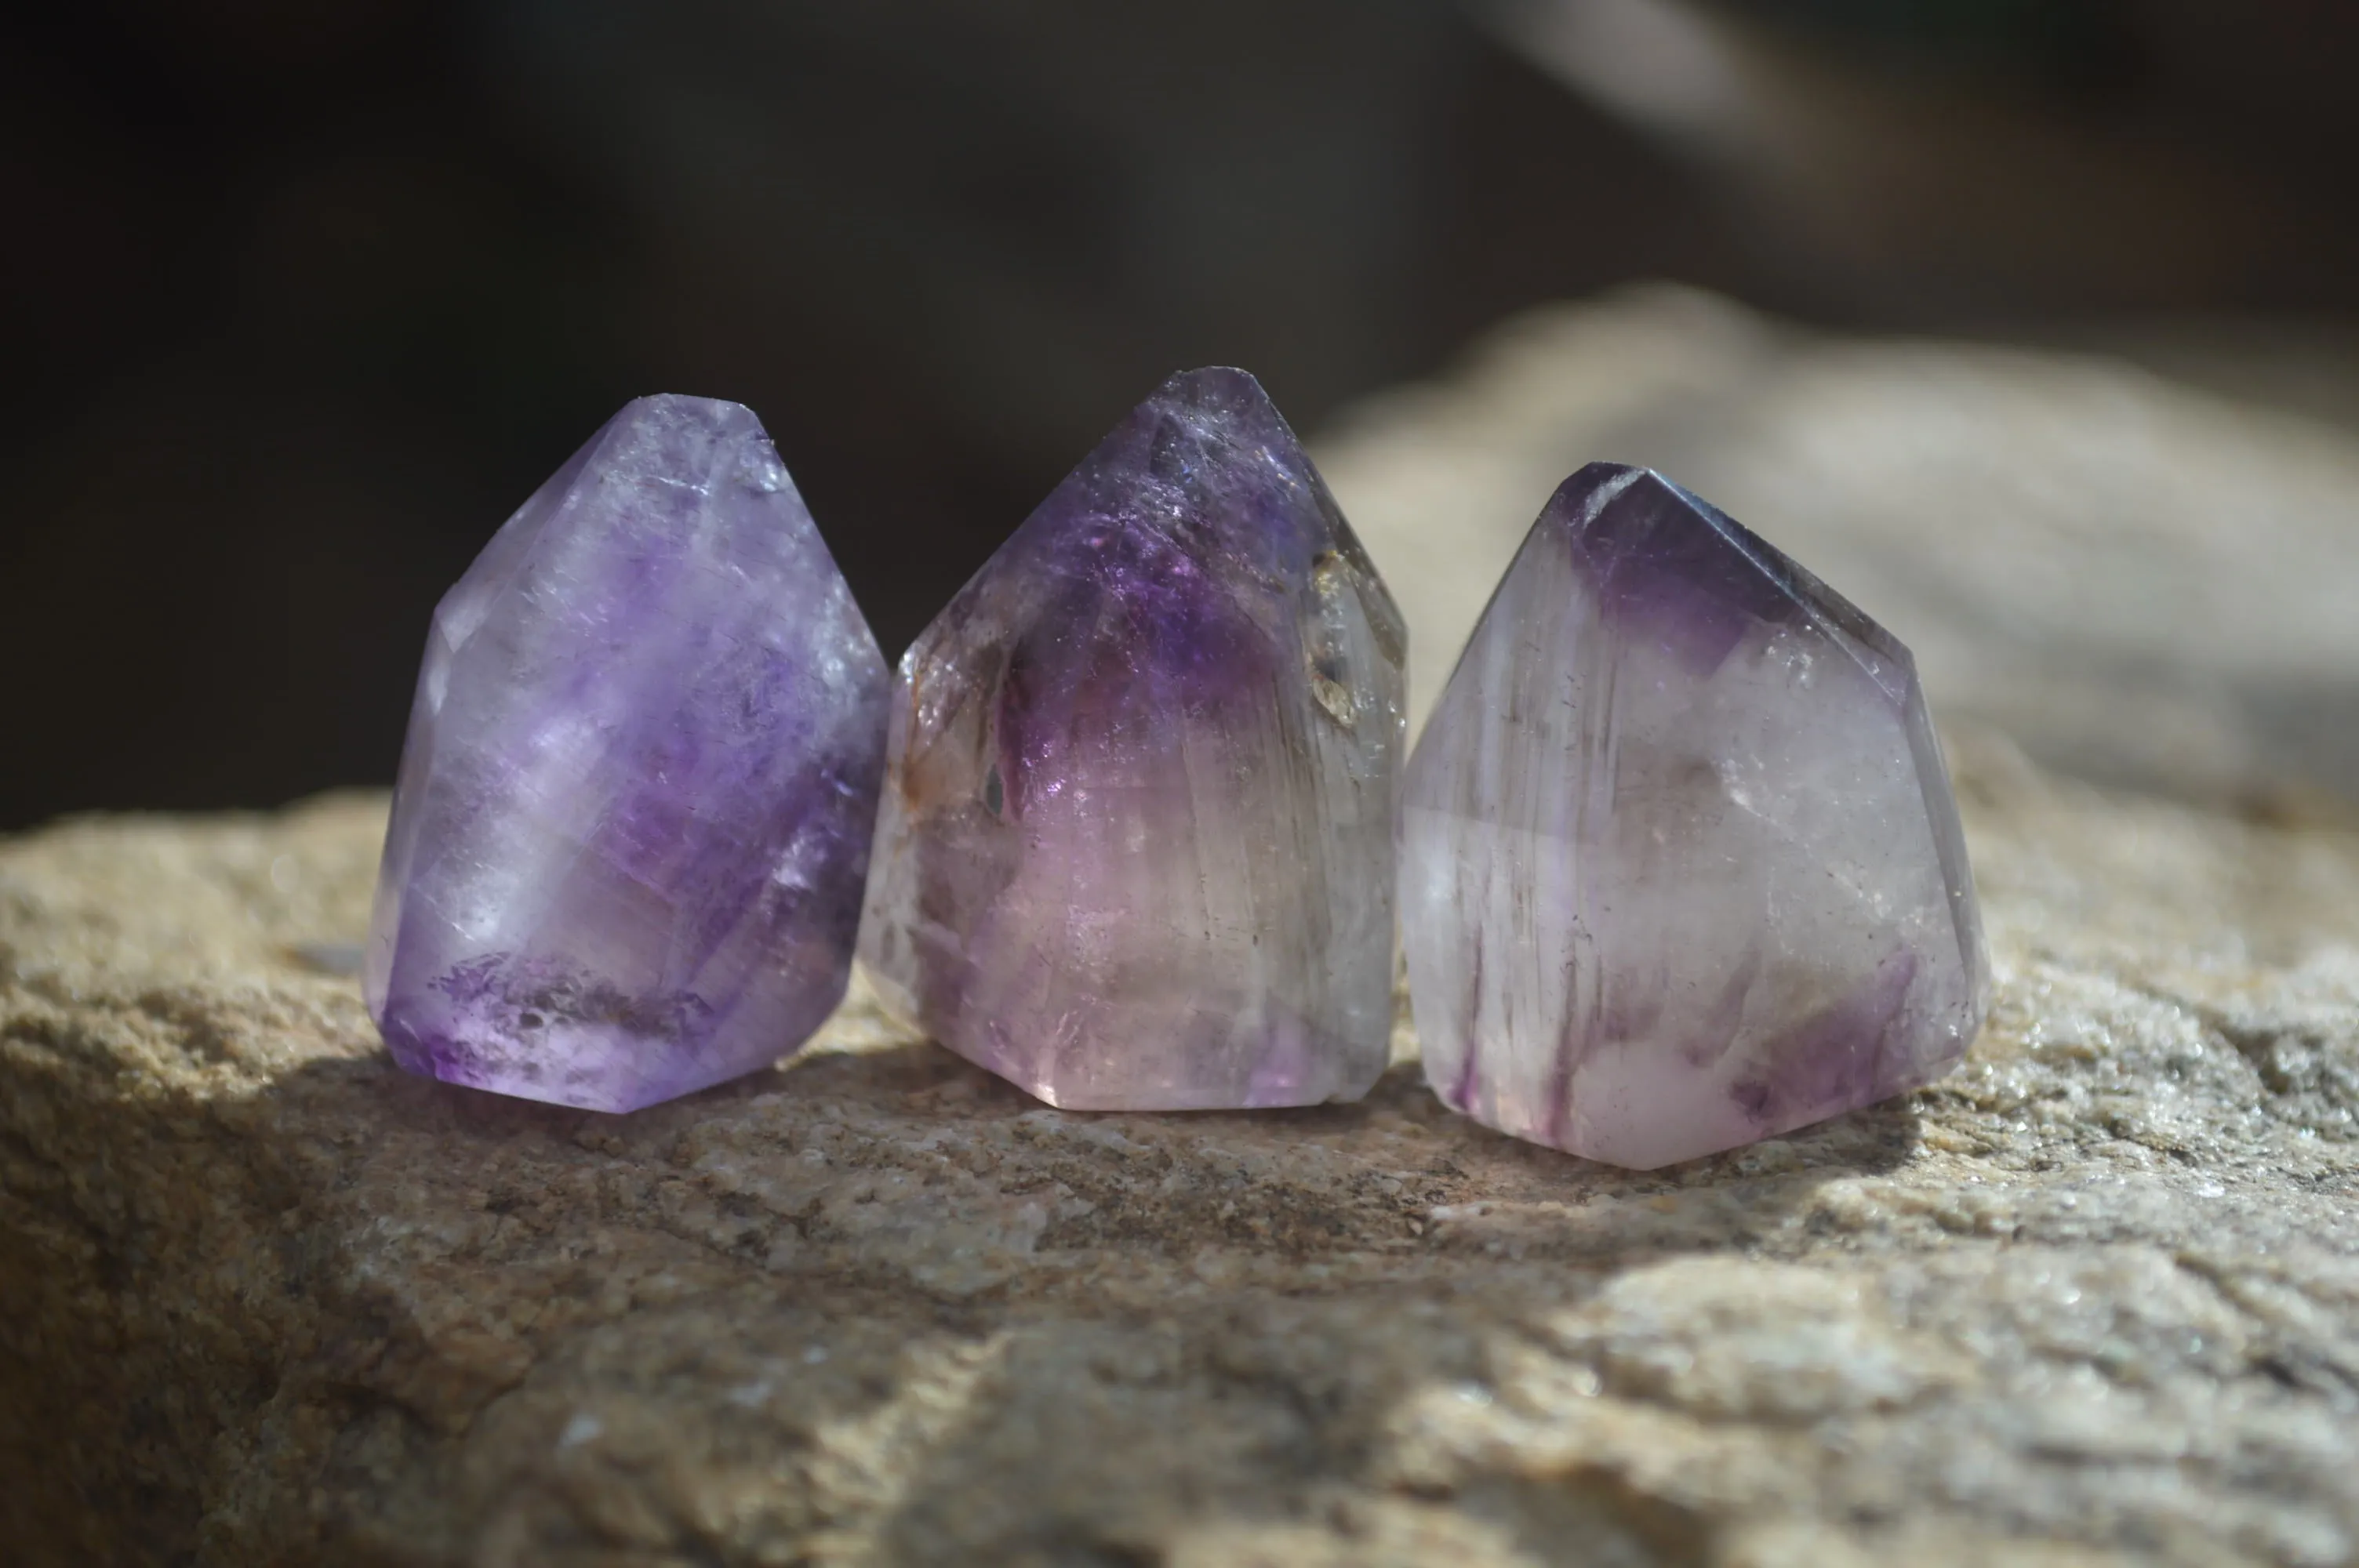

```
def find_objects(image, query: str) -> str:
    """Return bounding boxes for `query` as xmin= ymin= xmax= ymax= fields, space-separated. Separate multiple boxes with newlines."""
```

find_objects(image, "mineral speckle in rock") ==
xmin=366 ymin=394 xmax=889 ymax=1112
xmin=1401 ymin=463 xmax=1987 ymax=1168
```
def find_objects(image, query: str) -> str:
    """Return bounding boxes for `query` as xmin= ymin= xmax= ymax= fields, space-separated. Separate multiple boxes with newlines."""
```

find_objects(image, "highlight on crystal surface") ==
xmin=859 ymin=367 xmax=1407 ymax=1110
xmin=365 ymin=394 xmax=889 ymax=1112
xmin=1400 ymin=463 xmax=1988 ymax=1169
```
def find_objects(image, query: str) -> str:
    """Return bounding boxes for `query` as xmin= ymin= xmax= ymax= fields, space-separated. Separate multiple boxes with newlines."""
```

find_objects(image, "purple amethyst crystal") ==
xmin=859 ymin=368 xmax=1406 ymax=1109
xmin=365 ymin=395 xmax=889 ymax=1112
xmin=1400 ymin=463 xmax=1988 ymax=1169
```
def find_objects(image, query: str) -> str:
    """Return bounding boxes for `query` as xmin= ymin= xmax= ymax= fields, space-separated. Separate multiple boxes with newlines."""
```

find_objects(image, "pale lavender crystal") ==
xmin=365 ymin=395 xmax=889 ymax=1112
xmin=1401 ymin=463 xmax=1988 ymax=1169
xmin=859 ymin=368 xmax=1406 ymax=1109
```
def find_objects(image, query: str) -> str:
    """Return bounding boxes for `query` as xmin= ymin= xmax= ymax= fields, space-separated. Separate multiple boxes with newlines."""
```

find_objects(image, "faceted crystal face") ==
xmin=1401 ymin=463 xmax=1988 ymax=1169
xmin=860 ymin=368 xmax=1407 ymax=1110
xmin=365 ymin=395 xmax=890 ymax=1112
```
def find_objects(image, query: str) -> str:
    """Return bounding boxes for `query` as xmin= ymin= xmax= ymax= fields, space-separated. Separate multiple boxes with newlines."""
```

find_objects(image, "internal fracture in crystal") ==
xmin=365 ymin=395 xmax=889 ymax=1112
xmin=860 ymin=368 xmax=1406 ymax=1110
xmin=1400 ymin=463 xmax=1987 ymax=1168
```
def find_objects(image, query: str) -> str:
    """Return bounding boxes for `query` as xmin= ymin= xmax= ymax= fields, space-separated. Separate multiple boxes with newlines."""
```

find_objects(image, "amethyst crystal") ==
xmin=365 ymin=395 xmax=889 ymax=1112
xmin=1401 ymin=464 xmax=1987 ymax=1168
xmin=859 ymin=368 xmax=1406 ymax=1109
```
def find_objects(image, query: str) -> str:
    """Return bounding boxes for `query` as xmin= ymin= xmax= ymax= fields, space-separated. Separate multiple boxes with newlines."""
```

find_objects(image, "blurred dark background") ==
xmin=5 ymin=0 xmax=2359 ymax=829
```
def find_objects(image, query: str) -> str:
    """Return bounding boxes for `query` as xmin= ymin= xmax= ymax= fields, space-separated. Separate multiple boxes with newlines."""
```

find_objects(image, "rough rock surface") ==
xmin=7 ymin=751 xmax=2359 ymax=1566
xmin=9 ymin=296 xmax=2359 ymax=1565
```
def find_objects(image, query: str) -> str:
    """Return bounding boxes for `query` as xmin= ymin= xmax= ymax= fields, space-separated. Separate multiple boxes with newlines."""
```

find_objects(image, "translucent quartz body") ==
xmin=860 ymin=368 xmax=1406 ymax=1110
xmin=1401 ymin=464 xmax=1987 ymax=1168
xmin=367 ymin=395 xmax=889 ymax=1111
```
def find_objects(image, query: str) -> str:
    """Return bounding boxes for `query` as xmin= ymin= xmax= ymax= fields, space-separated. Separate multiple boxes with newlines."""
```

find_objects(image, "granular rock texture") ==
xmin=6 ymin=739 xmax=2359 ymax=1566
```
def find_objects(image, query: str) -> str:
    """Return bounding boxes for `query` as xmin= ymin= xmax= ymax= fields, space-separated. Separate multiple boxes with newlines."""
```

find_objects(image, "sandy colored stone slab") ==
xmin=5 ymin=731 xmax=2359 ymax=1566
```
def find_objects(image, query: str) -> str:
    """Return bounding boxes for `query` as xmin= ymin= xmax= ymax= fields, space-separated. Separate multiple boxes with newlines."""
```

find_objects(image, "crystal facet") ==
xmin=860 ymin=368 xmax=1406 ymax=1109
xmin=365 ymin=395 xmax=889 ymax=1112
xmin=1401 ymin=463 xmax=1988 ymax=1168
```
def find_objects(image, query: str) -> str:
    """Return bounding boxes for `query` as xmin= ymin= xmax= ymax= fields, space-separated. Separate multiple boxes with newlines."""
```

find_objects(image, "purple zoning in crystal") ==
xmin=365 ymin=395 xmax=889 ymax=1112
xmin=1400 ymin=463 xmax=1988 ymax=1169
xmin=860 ymin=368 xmax=1407 ymax=1110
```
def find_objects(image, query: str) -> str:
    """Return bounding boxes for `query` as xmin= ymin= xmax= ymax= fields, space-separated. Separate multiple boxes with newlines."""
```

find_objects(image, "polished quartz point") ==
xmin=1401 ymin=463 xmax=1988 ymax=1168
xmin=365 ymin=394 xmax=889 ymax=1112
xmin=860 ymin=368 xmax=1406 ymax=1109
